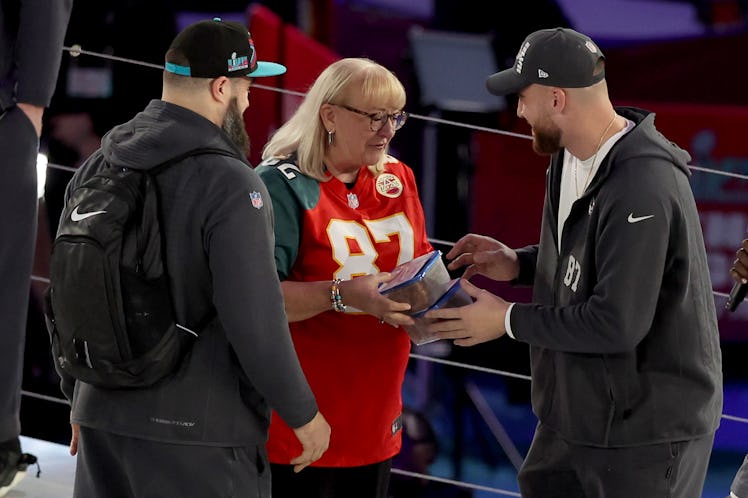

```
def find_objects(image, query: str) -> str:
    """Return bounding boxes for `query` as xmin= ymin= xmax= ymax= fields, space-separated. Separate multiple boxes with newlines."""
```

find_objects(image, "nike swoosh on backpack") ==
xmin=627 ymin=213 xmax=654 ymax=223
xmin=71 ymin=206 xmax=107 ymax=222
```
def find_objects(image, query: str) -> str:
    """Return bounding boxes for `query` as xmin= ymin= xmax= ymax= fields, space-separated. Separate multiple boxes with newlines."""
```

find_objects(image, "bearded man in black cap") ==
xmin=426 ymin=27 xmax=723 ymax=498
xmin=55 ymin=18 xmax=330 ymax=497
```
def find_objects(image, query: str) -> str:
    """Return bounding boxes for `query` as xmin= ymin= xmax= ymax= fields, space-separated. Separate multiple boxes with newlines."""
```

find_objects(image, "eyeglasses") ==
xmin=336 ymin=104 xmax=408 ymax=132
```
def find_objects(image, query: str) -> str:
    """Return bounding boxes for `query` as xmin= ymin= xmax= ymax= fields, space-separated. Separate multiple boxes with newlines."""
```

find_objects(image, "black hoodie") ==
xmin=511 ymin=107 xmax=723 ymax=447
xmin=61 ymin=100 xmax=317 ymax=445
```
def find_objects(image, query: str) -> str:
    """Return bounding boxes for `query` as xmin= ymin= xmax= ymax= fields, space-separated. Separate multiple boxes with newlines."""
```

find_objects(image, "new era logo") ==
xmin=538 ymin=68 xmax=549 ymax=79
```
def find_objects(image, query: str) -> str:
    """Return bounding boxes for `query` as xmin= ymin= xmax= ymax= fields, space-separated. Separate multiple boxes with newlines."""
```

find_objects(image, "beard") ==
xmin=531 ymin=114 xmax=562 ymax=155
xmin=222 ymin=97 xmax=250 ymax=156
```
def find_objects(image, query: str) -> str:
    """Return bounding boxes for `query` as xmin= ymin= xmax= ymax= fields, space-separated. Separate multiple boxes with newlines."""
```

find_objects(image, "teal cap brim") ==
xmin=248 ymin=61 xmax=287 ymax=78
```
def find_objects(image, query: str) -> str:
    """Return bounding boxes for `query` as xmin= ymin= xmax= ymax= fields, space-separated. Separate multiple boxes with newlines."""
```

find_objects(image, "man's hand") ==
xmin=446 ymin=234 xmax=519 ymax=282
xmin=730 ymin=238 xmax=748 ymax=284
xmin=290 ymin=411 xmax=331 ymax=473
xmin=425 ymin=279 xmax=509 ymax=346
xmin=16 ymin=103 xmax=44 ymax=137
xmin=69 ymin=422 xmax=80 ymax=456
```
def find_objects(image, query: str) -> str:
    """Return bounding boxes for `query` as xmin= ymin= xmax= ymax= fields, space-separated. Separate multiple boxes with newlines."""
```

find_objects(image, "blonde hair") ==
xmin=262 ymin=57 xmax=406 ymax=181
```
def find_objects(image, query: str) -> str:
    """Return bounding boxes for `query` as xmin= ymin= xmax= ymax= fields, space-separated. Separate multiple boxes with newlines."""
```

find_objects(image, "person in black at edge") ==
xmin=0 ymin=0 xmax=72 ymax=494
xmin=729 ymin=238 xmax=748 ymax=498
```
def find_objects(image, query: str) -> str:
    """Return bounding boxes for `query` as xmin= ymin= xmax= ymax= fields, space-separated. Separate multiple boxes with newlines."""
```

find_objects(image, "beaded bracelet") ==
xmin=330 ymin=278 xmax=346 ymax=312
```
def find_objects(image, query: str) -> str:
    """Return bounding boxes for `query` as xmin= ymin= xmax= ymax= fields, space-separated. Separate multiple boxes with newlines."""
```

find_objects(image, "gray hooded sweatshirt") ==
xmin=511 ymin=106 xmax=723 ymax=447
xmin=59 ymin=100 xmax=317 ymax=445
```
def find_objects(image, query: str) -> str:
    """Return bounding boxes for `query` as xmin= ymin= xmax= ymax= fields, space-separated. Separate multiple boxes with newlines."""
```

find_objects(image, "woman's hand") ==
xmin=339 ymin=273 xmax=414 ymax=326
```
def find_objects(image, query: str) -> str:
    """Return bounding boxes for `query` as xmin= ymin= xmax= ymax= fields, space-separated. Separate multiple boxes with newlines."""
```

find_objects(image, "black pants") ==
xmin=0 ymin=106 xmax=38 ymax=442
xmin=270 ymin=459 xmax=392 ymax=498
xmin=518 ymin=423 xmax=715 ymax=498
xmin=74 ymin=426 xmax=270 ymax=498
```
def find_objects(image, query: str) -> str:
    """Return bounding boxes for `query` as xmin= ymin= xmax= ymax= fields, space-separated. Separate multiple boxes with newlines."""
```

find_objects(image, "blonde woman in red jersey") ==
xmin=256 ymin=57 xmax=433 ymax=498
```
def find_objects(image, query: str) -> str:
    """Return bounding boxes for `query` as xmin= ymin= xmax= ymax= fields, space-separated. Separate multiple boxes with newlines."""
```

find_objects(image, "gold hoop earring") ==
xmin=327 ymin=130 xmax=335 ymax=146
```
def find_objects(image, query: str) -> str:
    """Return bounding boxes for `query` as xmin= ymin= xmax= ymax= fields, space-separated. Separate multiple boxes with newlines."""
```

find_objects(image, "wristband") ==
xmin=330 ymin=278 xmax=346 ymax=312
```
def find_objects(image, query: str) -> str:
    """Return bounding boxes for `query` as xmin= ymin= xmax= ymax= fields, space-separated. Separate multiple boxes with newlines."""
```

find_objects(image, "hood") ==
xmin=610 ymin=107 xmax=692 ymax=177
xmin=100 ymin=99 xmax=245 ymax=170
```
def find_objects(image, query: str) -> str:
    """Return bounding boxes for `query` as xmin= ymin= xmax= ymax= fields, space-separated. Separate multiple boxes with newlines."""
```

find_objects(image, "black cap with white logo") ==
xmin=486 ymin=27 xmax=605 ymax=96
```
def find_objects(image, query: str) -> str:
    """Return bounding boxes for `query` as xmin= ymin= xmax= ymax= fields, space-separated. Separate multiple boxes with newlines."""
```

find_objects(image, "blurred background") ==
xmin=22 ymin=1 xmax=748 ymax=496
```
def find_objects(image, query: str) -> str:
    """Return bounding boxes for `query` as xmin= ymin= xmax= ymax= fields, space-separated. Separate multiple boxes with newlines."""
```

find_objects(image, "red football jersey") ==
xmin=257 ymin=155 xmax=432 ymax=467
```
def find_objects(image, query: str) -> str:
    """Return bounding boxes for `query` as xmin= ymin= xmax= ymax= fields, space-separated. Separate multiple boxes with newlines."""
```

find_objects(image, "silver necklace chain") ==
xmin=574 ymin=114 xmax=618 ymax=197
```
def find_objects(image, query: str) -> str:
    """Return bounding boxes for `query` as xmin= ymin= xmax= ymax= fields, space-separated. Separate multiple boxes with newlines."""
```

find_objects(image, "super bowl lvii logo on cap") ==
xmin=228 ymin=52 xmax=249 ymax=73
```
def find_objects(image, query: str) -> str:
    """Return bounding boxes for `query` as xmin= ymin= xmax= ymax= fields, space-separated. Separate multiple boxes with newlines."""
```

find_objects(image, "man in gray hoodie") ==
xmin=427 ymin=28 xmax=722 ymax=498
xmin=55 ymin=18 xmax=330 ymax=497
xmin=0 ymin=1 xmax=72 ymax=495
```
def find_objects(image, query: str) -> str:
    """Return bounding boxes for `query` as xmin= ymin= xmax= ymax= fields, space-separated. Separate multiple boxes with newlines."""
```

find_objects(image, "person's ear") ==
xmin=209 ymin=76 xmax=231 ymax=104
xmin=551 ymin=88 xmax=567 ymax=112
xmin=319 ymin=103 xmax=336 ymax=131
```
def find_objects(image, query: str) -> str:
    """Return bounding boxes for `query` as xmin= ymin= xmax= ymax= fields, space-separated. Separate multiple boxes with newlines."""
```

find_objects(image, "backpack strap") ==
xmin=145 ymin=147 xmax=239 ymax=336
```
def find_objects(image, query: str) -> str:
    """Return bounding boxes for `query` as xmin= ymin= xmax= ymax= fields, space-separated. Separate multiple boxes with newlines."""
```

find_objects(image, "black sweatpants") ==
xmin=74 ymin=426 xmax=270 ymax=498
xmin=0 ymin=106 xmax=38 ymax=442
xmin=518 ymin=423 xmax=715 ymax=498
xmin=270 ymin=459 xmax=392 ymax=498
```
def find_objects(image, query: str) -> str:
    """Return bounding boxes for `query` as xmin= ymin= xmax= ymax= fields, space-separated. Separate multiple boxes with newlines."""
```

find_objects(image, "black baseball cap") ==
xmin=486 ymin=28 xmax=604 ymax=96
xmin=165 ymin=17 xmax=286 ymax=78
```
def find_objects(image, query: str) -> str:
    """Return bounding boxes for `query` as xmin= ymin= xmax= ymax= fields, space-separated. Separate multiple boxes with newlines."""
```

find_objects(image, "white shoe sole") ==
xmin=0 ymin=469 xmax=27 ymax=497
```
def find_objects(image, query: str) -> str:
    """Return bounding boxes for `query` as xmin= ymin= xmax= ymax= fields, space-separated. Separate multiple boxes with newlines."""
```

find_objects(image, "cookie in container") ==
xmin=405 ymin=278 xmax=474 ymax=345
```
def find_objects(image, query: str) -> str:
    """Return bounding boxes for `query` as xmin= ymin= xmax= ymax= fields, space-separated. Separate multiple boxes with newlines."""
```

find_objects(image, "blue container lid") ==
xmin=411 ymin=278 xmax=466 ymax=318
xmin=379 ymin=250 xmax=443 ymax=294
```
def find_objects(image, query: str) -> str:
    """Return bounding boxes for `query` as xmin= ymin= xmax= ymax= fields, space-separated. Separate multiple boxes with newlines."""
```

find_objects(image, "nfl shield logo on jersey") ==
xmin=250 ymin=191 xmax=263 ymax=209
xmin=347 ymin=192 xmax=359 ymax=209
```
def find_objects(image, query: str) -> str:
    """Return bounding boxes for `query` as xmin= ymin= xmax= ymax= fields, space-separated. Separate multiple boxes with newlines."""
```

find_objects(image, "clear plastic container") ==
xmin=378 ymin=250 xmax=451 ymax=314
xmin=405 ymin=278 xmax=474 ymax=345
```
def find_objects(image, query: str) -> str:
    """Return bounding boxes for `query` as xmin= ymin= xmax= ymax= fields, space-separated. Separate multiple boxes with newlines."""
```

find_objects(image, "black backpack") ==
xmin=44 ymin=148 xmax=231 ymax=389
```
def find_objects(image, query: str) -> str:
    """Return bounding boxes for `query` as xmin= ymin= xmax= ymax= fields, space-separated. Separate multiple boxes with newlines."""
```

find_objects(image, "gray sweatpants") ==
xmin=74 ymin=426 xmax=271 ymax=498
xmin=0 ymin=106 xmax=39 ymax=442
xmin=518 ymin=423 xmax=715 ymax=498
